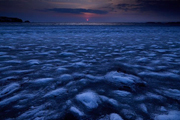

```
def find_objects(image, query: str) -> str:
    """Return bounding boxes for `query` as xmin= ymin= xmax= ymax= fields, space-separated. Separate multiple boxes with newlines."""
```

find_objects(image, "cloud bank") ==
xmin=44 ymin=8 xmax=108 ymax=14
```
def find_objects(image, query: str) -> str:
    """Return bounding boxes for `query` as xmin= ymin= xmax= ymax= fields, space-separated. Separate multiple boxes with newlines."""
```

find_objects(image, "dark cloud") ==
xmin=117 ymin=0 xmax=180 ymax=16
xmin=44 ymin=8 xmax=108 ymax=14
xmin=117 ymin=4 xmax=138 ymax=11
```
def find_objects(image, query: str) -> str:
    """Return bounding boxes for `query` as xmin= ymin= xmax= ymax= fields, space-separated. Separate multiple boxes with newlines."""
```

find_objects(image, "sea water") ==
xmin=0 ymin=23 xmax=180 ymax=120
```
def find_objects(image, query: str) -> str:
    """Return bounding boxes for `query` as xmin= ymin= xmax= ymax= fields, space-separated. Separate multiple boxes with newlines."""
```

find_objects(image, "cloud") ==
xmin=116 ymin=0 xmax=180 ymax=16
xmin=44 ymin=8 xmax=108 ymax=14
xmin=117 ymin=3 xmax=138 ymax=11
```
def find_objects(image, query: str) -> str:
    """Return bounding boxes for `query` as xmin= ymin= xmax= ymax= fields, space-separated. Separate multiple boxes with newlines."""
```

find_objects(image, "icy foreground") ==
xmin=0 ymin=25 xmax=180 ymax=120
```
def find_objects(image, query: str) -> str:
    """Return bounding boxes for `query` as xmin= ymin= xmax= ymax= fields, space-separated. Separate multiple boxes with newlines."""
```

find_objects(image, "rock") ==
xmin=24 ymin=20 xmax=30 ymax=23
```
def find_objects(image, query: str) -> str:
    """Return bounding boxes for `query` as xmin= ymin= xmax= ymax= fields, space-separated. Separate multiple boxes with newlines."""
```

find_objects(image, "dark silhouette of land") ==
xmin=146 ymin=22 xmax=180 ymax=25
xmin=0 ymin=16 xmax=30 ymax=23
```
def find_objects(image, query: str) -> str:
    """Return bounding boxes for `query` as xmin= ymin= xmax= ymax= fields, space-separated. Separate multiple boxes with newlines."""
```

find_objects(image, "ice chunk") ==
xmin=159 ymin=106 xmax=167 ymax=112
xmin=0 ymin=66 xmax=12 ymax=71
xmin=155 ymin=111 xmax=180 ymax=120
xmin=44 ymin=88 xmax=67 ymax=98
xmin=134 ymin=95 xmax=146 ymax=101
xmin=99 ymin=95 xmax=118 ymax=107
xmin=110 ymin=113 xmax=123 ymax=120
xmin=3 ymin=69 xmax=34 ymax=75
xmin=112 ymin=75 xmax=133 ymax=83
xmin=121 ymin=109 xmax=136 ymax=119
xmin=56 ymin=67 xmax=68 ymax=72
xmin=73 ymin=62 xmax=87 ymax=67
xmin=139 ymin=104 xmax=148 ymax=113
xmin=77 ymin=50 xmax=87 ymax=53
xmin=27 ymin=59 xmax=41 ymax=65
xmin=5 ymin=60 xmax=22 ymax=64
xmin=98 ymin=115 xmax=109 ymax=120
xmin=0 ymin=94 xmax=22 ymax=107
xmin=0 ymin=83 xmax=20 ymax=97
xmin=136 ymin=117 xmax=143 ymax=120
xmin=70 ymin=106 xmax=84 ymax=116
xmin=139 ymin=72 xmax=180 ymax=80
xmin=0 ymin=52 xmax=7 ymax=55
xmin=137 ymin=57 xmax=149 ymax=62
xmin=17 ymin=105 xmax=44 ymax=119
xmin=105 ymin=71 xmax=136 ymax=85
xmin=146 ymin=92 xmax=163 ymax=100
xmin=59 ymin=74 xmax=73 ymax=83
xmin=30 ymin=78 xmax=53 ymax=84
xmin=85 ymin=74 xmax=104 ymax=81
xmin=59 ymin=52 xmax=75 ymax=57
xmin=76 ymin=91 xmax=100 ymax=110
xmin=112 ymin=90 xmax=131 ymax=97
xmin=85 ymin=47 xmax=94 ymax=50
xmin=155 ymin=49 xmax=167 ymax=53
xmin=161 ymin=89 xmax=180 ymax=100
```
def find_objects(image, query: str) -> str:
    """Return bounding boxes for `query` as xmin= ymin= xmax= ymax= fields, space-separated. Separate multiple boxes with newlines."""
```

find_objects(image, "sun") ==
xmin=86 ymin=19 xmax=89 ymax=22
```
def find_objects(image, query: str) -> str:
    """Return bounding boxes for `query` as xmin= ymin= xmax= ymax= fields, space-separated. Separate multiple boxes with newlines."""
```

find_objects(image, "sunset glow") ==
xmin=0 ymin=0 xmax=180 ymax=22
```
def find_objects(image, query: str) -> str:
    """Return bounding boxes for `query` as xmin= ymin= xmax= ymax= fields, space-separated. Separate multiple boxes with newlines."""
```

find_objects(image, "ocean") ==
xmin=0 ymin=23 xmax=180 ymax=120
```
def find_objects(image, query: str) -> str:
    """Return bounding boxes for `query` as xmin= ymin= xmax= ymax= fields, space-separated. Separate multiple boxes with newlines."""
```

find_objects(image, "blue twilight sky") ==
xmin=0 ymin=0 xmax=180 ymax=22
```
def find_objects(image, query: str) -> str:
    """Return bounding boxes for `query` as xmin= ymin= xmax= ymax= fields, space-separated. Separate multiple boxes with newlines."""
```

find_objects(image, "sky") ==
xmin=0 ymin=0 xmax=180 ymax=22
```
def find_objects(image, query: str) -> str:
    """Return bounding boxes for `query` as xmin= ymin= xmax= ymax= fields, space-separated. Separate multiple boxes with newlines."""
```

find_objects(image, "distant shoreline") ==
xmin=0 ymin=16 xmax=30 ymax=23
xmin=0 ymin=22 xmax=180 ymax=26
